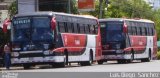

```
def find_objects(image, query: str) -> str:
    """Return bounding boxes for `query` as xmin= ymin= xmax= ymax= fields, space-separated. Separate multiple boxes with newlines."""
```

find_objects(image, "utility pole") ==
xmin=99 ymin=0 xmax=103 ymax=18
xmin=68 ymin=0 xmax=71 ymax=13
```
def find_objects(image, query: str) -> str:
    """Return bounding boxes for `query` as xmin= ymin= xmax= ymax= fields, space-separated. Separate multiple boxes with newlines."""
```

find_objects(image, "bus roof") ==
xmin=99 ymin=18 xmax=154 ymax=23
xmin=14 ymin=12 xmax=97 ymax=19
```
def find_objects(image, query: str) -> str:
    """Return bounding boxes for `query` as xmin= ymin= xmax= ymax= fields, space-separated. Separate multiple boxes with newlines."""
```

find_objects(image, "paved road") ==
xmin=1 ymin=60 xmax=160 ymax=72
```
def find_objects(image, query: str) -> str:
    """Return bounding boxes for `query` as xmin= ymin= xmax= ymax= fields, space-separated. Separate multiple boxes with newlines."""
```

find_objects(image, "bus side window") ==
xmin=135 ymin=27 xmax=138 ymax=35
xmin=131 ymin=26 xmax=134 ymax=35
xmin=139 ymin=27 xmax=142 ymax=36
xmin=90 ymin=25 xmax=95 ymax=34
xmin=79 ymin=24 xmax=85 ymax=34
xmin=142 ymin=27 xmax=145 ymax=36
xmin=73 ymin=23 xmax=78 ymax=33
xmin=128 ymin=26 xmax=132 ymax=35
xmin=133 ymin=27 xmax=137 ymax=35
xmin=67 ymin=22 xmax=72 ymax=33
xmin=65 ymin=22 xmax=67 ymax=32
xmin=144 ymin=27 xmax=147 ymax=36
xmin=71 ymin=23 xmax=74 ymax=33
xmin=149 ymin=27 xmax=152 ymax=36
xmin=94 ymin=25 xmax=98 ymax=34
xmin=151 ymin=24 xmax=155 ymax=35
xmin=85 ymin=25 xmax=90 ymax=34
xmin=58 ymin=22 xmax=65 ymax=33
xmin=137 ymin=26 xmax=140 ymax=35
xmin=77 ymin=23 xmax=80 ymax=33
xmin=83 ymin=24 xmax=86 ymax=34
xmin=151 ymin=28 xmax=154 ymax=36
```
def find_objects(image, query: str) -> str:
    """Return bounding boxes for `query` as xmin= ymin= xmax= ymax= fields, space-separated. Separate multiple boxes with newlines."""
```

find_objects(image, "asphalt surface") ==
xmin=1 ymin=60 xmax=160 ymax=72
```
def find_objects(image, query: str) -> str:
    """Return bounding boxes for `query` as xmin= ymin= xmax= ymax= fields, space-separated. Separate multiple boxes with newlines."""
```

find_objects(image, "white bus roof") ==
xmin=14 ymin=12 xmax=97 ymax=19
xmin=99 ymin=18 xmax=154 ymax=23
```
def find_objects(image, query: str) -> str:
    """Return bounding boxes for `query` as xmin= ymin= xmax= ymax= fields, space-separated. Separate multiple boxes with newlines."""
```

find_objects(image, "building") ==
xmin=17 ymin=0 xmax=74 ymax=14
xmin=145 ymin=0 xmax=160 ymax=9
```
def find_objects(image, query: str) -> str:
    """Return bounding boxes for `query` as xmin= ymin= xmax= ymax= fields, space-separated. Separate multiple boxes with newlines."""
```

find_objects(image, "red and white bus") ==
xmin=3 ymin=12 xmax=102 ymax=69
xmin=98 ymin=18 xmax=157 ymax=64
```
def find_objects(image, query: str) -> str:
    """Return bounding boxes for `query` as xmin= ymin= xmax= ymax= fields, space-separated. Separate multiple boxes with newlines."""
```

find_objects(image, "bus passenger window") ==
xmin=71 ymin=23 xmax=74 ymax=33
xmin=90 ymin=25 xmax=95 ymax=34
xmin=64 ymin=22 xmax=68 ymax=32
xmin=77 ymin=24 xmax=80 ymax=33
xmin=73 ymin=23 xmax=78 ymax=33
xmin=67 ymin=22 xmax=72 ymax=33
xmin=142 ymin=27 xmax=146 ymax=36
xmin=128 ymin=26 xmax=132 ymax=35
xmin=139 ymin=27 xmax=142 ymax=36
xmin=94 ymin=25 xmax=98 ymax=34
xmin=144 ymin=27 xmax=147 ymax=36
xmin=79 ymin=24 xmax=85 ymax=34
xmin=58 ymin=22 xmax=65 ymax=33
xmin=85 ymin=25 xmax=90 ymax=34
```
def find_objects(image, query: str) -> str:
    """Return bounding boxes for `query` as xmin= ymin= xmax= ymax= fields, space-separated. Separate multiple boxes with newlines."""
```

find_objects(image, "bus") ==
xmin=98 ymin=18 xmax=157 ymax=64
xmin=3 ymin=12 xmax=102 ymax=69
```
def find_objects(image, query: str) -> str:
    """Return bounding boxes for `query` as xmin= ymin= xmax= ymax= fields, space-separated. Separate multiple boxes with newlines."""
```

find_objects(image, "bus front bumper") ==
xmin=11 ymin=56 xmax=64 ymax=64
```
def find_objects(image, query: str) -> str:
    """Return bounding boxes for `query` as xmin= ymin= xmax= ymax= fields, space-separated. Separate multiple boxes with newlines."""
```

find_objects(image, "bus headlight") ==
xmin=12 ymin=52 xmax=19 ymax=57
xmin=43 ymin=51 xmax=50 ymax=55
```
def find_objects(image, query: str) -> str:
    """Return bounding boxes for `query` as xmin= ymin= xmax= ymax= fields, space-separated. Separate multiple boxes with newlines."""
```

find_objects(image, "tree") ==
xmin=8 ymin=1 xmax=17 ymax=18
xmin=152 ymin=9 xmax=160 ymax=40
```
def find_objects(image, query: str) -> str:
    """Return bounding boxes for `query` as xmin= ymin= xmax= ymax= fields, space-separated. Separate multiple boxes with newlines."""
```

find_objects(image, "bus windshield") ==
xmin=32 ymin=17 xmax=53 ymax=41
xmin=12 ymin=18 xmax=31 ymax=42
xmin=12 ymin=17 xmax=54 ymax=42
xmin=106 ymin=22 xmax=124 ymax=42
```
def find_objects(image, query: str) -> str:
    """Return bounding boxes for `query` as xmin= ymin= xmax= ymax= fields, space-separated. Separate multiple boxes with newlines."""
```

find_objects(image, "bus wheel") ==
xmin=117 ymin=60 xmax=126 ymax=64
xmin=141 ymin=50 xmax=151 ymax=62
xmin=52 ymin=62 xmax=65 ymax=68
xmin=80 ymin=50 xmax=93 ymax=66
xmin=23 ymin=64 xmax=31 ymax=69
xmin=64 ymin=49 xmax=68 ymax=65
xmin=127 ymin=51 xmax=134 ymax=63
xmin=97 ymin=60 xmax=104 ymax=65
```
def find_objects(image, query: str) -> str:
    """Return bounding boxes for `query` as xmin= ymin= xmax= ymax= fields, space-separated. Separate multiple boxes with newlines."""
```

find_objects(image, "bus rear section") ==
xmin=99 ymin=18 xmax=157 ymax=64
xmin=4 ymin=12 xmax=101 ymax=69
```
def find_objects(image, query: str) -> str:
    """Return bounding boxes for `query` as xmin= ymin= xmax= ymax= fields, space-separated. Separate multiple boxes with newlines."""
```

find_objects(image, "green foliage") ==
xmin=157 ymin=51 xmax=160 ymax=60
xmin=8 ymin=1 xmax=17 ymax=18
xmin=105 ymin=0 xmax=153 ymax=18
xmin=71 ymin=0 xmax=79 ymax=14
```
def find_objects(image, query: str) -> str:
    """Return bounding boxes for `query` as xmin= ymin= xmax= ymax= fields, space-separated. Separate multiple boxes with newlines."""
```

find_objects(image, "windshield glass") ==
xmin=32 ymin=17 xmax=53 ymax=41
xmin=12 ymin=17 xmax=54 ymax=42
xmin=12 ymin=18 xmax=31 ymax=42
xmin=106 ymin=22 xmax=124 ymax=42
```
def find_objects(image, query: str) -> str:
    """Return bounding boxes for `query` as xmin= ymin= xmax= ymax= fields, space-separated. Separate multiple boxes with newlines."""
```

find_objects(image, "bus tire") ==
xmin=64 ymin=49 xmax=68 ymax=65
xmin=52 ymin=62 xmax=65 ymax=68
xmin=97 ymin=60 xmax=104 ymax=64
xmin=127 ymin=50 xmax=134 ymax=63
xmin=141 ymin=49 xmax=151 ymax=62
xmin=117 ymin=60 xmax=127 ymax=64
xmin=80 ymin=50 xmax=93 ymax=66
xmin=23 ymin=64 xmax=31 ymax=69
xmin=146 ymin=49 xmax=152 ymax=62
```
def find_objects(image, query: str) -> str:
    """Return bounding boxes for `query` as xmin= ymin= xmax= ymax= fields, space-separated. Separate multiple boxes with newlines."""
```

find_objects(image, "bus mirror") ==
xmin=123 ymin=23 xmax=127 ymax=33
xmin=51 ymin=17 xmax=56 ymax=30
xmin=3 ymin=19 xmax=11 ymax=33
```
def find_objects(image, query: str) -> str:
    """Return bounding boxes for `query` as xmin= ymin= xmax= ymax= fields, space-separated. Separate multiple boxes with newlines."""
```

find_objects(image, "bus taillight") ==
xmin=51 ymin=17 xmax=56 ymax=30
